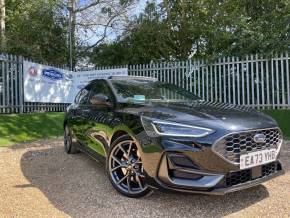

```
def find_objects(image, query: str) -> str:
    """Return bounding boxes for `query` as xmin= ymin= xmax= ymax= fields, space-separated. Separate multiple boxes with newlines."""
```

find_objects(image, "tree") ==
xmin=1 ymin=0 xmax=140 ymax=67
xmin=64 ymin=0 xmax=137 ymax=68
xmin=0 ymin=0 xmax=6 ymax=51
xmin=163 ymin=0 xmax=290 ymax=58
xmin=90 ymin=1 xmax=171 ymax=66
xmin=5 ymin=0 xmax=68 ymax=65
xmin=90 ymin=0 xmax=290 ymax=67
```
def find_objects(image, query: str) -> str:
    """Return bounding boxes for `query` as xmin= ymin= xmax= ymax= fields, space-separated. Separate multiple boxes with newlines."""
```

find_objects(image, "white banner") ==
xmin=74 ymin=68 xmax=128 ymax=90
xmin=23 ymin=61 xmax=128 ymax=103
xmin=23 ymin=61 xmax=75 ymax=103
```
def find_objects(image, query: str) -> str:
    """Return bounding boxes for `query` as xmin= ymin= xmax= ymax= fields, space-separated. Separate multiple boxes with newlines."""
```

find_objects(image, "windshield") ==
xmin=111 ymin=79 xmax=200 ymax=102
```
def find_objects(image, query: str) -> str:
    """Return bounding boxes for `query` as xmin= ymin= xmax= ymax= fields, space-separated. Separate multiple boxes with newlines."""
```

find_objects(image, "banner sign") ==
xmin=74 ymin=68 xmax=128 ymax=90
xmin=23 ymin=61 xmax=75 ymax=103
xmin=23 ymin=61 xmax=128 ymax=103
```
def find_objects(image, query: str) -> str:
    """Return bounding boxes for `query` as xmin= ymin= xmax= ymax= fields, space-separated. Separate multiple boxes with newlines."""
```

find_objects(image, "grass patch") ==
xmin=0 ymin=112 xmax=64 ymax=147
xmin=0 ymin=110 xmax=288 ymax=147
xmin=262 ymin=110 xmax=290 ymax=139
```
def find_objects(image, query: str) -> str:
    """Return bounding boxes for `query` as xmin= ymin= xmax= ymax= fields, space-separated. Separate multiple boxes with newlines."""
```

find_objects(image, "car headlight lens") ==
xmin=141 ymin=117 xmax=214 ymax=137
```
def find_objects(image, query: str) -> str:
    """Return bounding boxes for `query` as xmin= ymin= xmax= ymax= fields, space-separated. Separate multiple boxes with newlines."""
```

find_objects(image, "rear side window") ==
xmin=89 ymin=81 xmax=114 ymax=103
xmin=75 ymin=88 xmax=90 ymax=104
xmin=74 ymin=90 xmax=82 ymax=103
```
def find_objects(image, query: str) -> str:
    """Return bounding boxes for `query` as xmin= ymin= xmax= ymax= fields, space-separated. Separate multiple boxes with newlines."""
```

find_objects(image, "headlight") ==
xmin=141 ymin=117 xmax=214 ymax=137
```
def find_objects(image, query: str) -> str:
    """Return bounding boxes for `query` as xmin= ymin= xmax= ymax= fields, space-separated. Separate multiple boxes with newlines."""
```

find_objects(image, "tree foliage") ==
xmin=90 ymin=0 xmax=290 ymax=66
xmin=66 ymin=0 xmax=137 ymax=68
xmin=1 ymin=0 xmax=137 ymax=67
xmin=90 ymin=2 xmax=170 ymax=66
xmin=5 ymin=0 xmax=68 ymax=65
xmin=0 ymin=0 xmax=289 ymax=67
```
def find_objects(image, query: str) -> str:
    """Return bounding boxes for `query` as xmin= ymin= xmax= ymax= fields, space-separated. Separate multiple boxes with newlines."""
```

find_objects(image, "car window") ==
xmin=79 ymin=88 xmax=90 ymax=104
xmin=89 ymin=81 xmax=114 ymax=103
xmin=74 ymin=90 xmax=82 ymax=104
xmin=75 ymin=88 xmax=90 ymax=105
xmin=111 ymin=80 xmax=200 ymax=102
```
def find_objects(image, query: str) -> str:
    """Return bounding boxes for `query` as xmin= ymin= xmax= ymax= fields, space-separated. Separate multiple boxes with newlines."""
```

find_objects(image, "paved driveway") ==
xmin=0 ymin=139 xmax=289 ymax=218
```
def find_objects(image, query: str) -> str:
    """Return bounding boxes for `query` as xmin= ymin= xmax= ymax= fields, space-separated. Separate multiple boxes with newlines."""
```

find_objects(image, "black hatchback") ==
xmin=64 ymin=76 xmax=284 ymax=198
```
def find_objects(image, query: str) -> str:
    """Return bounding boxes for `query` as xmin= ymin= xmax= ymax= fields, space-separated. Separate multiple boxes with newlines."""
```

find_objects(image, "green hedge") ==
xmin=262 ymin=110 xmax=290 ymax=139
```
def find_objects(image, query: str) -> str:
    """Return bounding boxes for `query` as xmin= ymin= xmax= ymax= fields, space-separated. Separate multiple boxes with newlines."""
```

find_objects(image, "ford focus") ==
xmin=64 ymin=76 xmax=284 ymax=198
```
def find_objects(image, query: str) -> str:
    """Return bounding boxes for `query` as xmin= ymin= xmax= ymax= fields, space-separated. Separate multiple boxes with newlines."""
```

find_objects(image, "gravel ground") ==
xmin=0 ymin=139 xmax=289 ymax=218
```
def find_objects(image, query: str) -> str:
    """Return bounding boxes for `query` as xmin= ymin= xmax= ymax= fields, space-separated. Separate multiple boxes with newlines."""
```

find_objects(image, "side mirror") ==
xmin=90 ymin=94 xmax=112 ymax=107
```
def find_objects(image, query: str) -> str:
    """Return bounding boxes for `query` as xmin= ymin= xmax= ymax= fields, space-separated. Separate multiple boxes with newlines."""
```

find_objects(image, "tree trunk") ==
xmin=68 ymin=0 xmax=76 ymax=70
xmin=0 ymin=0 xmax=5 ymax=51
xmin=71 ymin=0 xmax=76 ymax=69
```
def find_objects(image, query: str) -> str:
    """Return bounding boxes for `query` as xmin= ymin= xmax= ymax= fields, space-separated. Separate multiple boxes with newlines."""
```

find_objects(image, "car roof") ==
xmin=108 ymin=76 xmax=158 ymax=82
xmin=87 ymin=76 xmax=158 ymax=88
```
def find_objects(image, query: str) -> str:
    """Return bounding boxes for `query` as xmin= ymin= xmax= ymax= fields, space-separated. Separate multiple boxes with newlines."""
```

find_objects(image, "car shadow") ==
xmin=19 ymin=145 xmax=271 ymax=218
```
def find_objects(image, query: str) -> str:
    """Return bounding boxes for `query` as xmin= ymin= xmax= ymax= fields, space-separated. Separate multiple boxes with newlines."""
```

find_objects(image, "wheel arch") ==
xmin=110 ymin=130 xmax=130 ymax=146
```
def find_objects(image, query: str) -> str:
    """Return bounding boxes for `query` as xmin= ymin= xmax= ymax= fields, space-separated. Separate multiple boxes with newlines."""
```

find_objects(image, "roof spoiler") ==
xmin=108 ymin=76 xmax=158 ymax=82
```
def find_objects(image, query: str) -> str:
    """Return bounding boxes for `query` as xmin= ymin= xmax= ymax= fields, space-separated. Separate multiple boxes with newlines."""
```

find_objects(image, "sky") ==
xmin=135 ymin=0 xmax=149 ymax=14
xmin=77 ymin=0 xmax=150 ymax=13
xmin=77 ymin=0 xmax=157 ymax=46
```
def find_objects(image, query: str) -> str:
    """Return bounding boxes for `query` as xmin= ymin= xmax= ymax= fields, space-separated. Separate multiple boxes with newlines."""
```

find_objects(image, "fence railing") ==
xmin=129 ymin=53 xmax=290 ymax=109
xmin=0 ymin=52 xmax=289 ymax=114
xmin=0 ymin=54 xmax=70 ymax=114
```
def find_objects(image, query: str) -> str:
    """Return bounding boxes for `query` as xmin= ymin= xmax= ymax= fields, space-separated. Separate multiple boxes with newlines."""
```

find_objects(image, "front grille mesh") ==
xmin=213 ymin=128 xmax=282 ymax=164
xmin=225 ymin=169 xmax=251 ymax=187
xmin=225 ymin=162 xmax=277 ymax=187
xmin=262 ymin=162 xmax=276 ymax=176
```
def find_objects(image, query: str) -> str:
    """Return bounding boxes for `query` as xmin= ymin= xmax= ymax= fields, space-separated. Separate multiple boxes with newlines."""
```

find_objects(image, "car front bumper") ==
xmin=138 ymin=135 xmax=284 ymax=195
xmin=150 ymin=152 xmax=284 ymax=195
xmin=150 ymin=168 xmax=284 ymax=195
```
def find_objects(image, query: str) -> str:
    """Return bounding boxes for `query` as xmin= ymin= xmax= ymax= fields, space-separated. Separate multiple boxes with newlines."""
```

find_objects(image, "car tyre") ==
xmin=64 ymin=125 xmax=79 ymax=154
xmin=106 ymin=134 xmax=152 ymax=198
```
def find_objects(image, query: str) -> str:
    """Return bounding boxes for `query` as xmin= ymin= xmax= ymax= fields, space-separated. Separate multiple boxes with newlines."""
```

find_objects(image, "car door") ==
xmin=81 ymin=80 xmax=116 ymax=161
xmin=69 ymin=87 xmax=91 ymax=147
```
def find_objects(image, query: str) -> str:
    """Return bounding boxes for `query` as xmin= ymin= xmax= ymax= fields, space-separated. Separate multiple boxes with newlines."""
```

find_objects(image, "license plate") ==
xmin=240 ymin=149 xmax=277 ymax=170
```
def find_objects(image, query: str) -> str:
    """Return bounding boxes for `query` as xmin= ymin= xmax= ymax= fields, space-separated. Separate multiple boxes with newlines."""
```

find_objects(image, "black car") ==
xmin=64 ymin=76 xmax=284 ymax=198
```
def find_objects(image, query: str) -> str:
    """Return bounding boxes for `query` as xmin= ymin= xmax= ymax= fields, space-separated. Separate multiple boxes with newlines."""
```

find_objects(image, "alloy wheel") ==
xmin=108 ymin=139 xmax=147 ymax=195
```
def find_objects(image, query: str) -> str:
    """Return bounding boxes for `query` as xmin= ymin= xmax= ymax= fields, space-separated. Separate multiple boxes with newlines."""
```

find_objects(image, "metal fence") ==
xmin=0 ymin=53 xmax=289 ymax=114
xmin=0 ymin=54 xmax=69 ymax=114
xmin=129 ymin=53 xmax=290 ymax=109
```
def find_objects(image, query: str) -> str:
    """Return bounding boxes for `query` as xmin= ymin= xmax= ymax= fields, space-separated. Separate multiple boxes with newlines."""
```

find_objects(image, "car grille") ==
xmin=213 ymin=128 xmax=282 ymax=164
xmin=225 ymin=162 xmax=278 ymax=187
xmin=225 ymin=168 xmax=251 ymax=187
xmin=262 ymin=162 xmax=277 ymax=176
